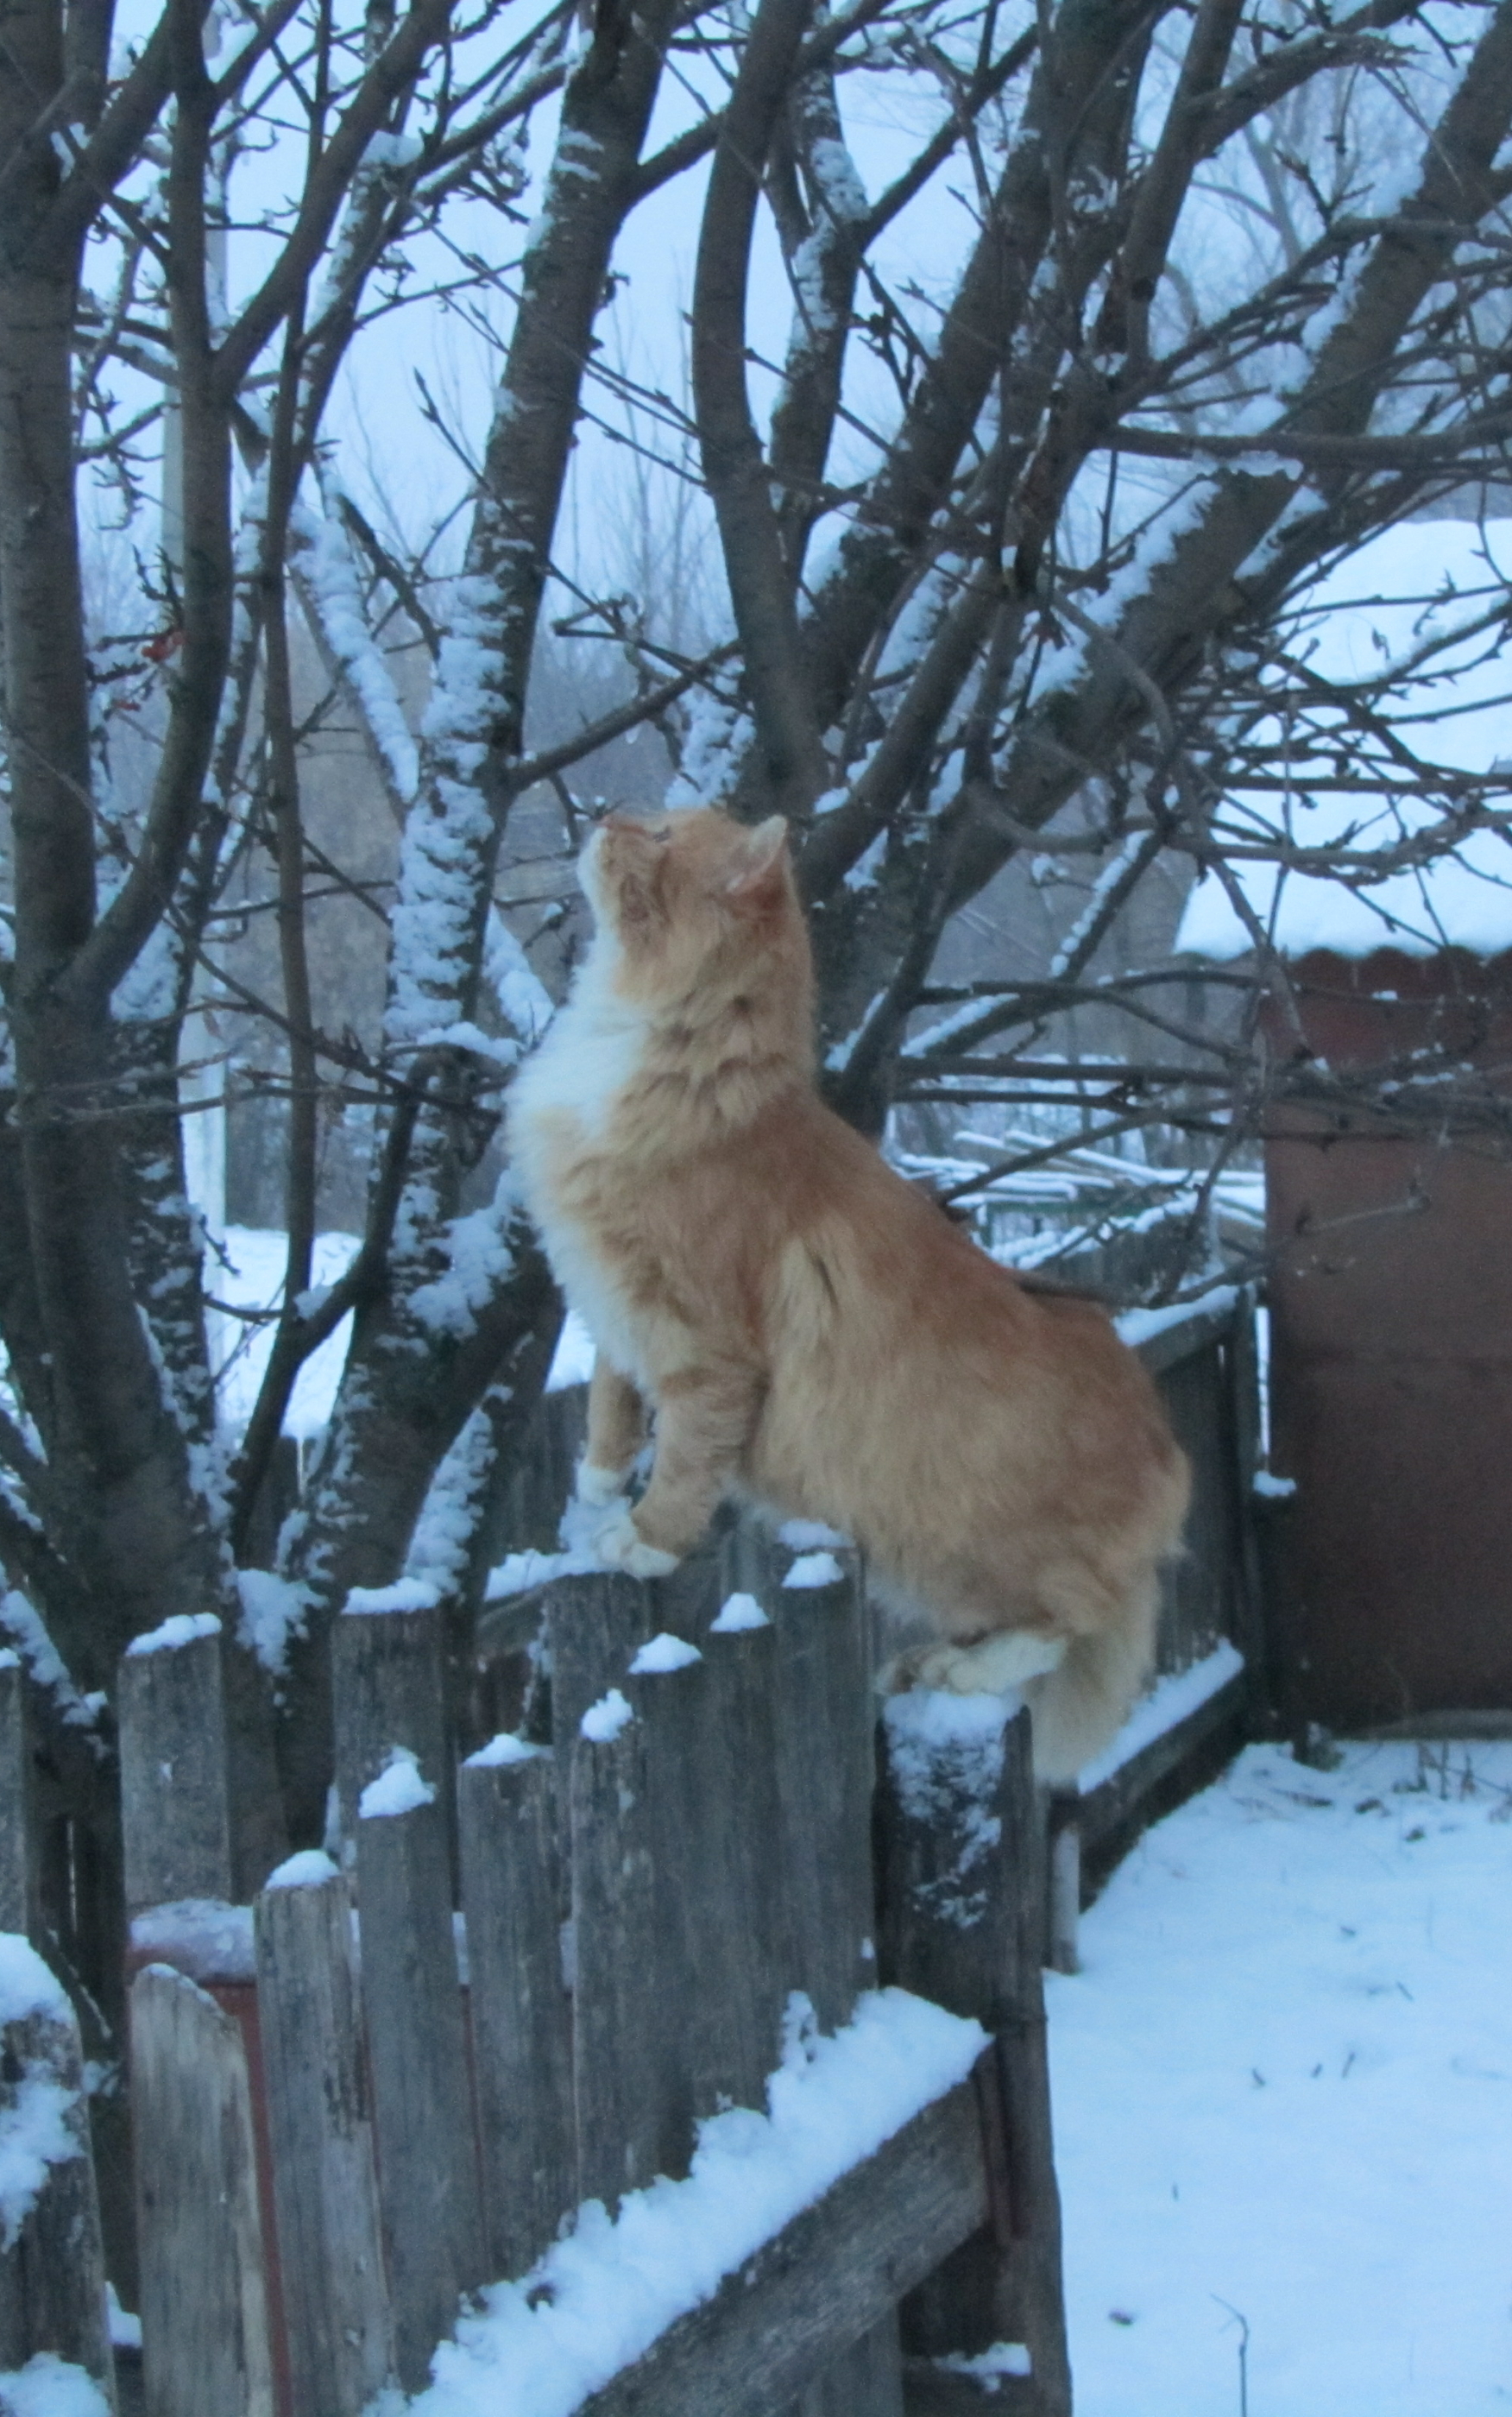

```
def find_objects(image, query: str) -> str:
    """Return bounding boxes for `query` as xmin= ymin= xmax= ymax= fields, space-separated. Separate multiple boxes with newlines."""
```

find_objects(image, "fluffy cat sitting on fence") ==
xmin=509 ymin=807 xmax=1190 ymax=1782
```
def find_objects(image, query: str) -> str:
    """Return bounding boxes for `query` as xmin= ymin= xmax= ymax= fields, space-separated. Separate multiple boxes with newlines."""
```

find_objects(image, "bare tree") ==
xmin=5 ymin=0 xmax=1512 ymax=1959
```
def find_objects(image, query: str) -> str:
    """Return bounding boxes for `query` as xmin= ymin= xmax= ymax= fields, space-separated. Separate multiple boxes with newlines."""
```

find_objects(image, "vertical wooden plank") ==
xmin=693 ymin=1610 xmax=787 ymax=2115
xmin=117 ymin=1620 xmax=234 ymax=1916
xmin=771 ymin=1544 xmax=874 ymax=2035
xmin=878 ymin=1700 xmax=1071 ymax=2417
xmin=769 ymin=1540 xmax=904 ymax=2417
xmin=131 ymin=1964 xmax=274 ymax=2417
xmin=0 ymin=1941 xmax=115 ymax=2405
xmin=331 ymin=1591 xmax=450 ymax=1871
xmin=1225 ymin=1292 xmax=1274 ymax=1716
xmin=0 ymin=1655 xmax=38 ymax=1938
xmin=457 ymin=1739 xmax=576 ymax=2281
xmin=356 ymin=1759 xmax=484 ymax=2390
xmin=570 ymin=1697 xmax=687 ymax=2208
xmin=543 ymin=1573 xmax=653 ymax=1752
xmin=254 ymin=1855 xmax=393 ymax=2414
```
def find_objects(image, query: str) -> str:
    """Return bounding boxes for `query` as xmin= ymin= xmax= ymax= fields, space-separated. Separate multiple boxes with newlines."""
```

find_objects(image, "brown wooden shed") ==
xmin=1261 ymin=947 xmax=1512 ymax=1734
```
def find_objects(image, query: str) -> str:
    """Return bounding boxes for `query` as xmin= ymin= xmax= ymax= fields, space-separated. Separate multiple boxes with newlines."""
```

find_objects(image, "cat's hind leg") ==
xmin=577 ymin=1355 xmax=650 ymax=1503
xmin=597 ymin=1357 xmax=765 ymax=1569
xmin=882 ymin=1627 xmax=1068 ymax=1696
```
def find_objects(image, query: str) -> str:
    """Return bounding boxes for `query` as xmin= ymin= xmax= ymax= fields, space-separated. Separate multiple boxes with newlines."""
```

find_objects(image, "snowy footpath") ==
xmin=1049 ymin=1739 xmax=1512 ymax=2416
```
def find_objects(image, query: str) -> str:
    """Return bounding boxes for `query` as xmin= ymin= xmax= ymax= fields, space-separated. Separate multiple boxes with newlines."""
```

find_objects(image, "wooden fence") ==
xmin=0 ymin=1286 xmax=1265 ymax=2416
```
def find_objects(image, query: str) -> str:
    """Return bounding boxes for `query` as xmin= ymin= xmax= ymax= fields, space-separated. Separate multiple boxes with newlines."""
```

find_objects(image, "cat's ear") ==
xmin=725 ymin=816 xmax=789 ymax=899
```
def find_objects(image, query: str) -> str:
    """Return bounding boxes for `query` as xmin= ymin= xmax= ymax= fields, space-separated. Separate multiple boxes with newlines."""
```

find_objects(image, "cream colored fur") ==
xmin=510 ymin=808 xmax=1190 ymax=1782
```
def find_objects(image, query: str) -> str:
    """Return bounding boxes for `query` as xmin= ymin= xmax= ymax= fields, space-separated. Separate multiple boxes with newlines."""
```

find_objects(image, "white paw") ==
xmin=911 ymin=1631 xmax=1068 ymax=1695
xmin=592 ymin=1505 xmax=680 ymax=1581
xmin=576 ymin=1458 xmax=629 ymax=1506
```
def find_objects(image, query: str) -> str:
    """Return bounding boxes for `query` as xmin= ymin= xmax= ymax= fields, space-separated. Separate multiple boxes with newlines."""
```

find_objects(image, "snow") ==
xmin=936 ymin=2341 xmax=1032 ymax=2387
xmin=709 ymin=1593 xmax=770 ymax=1633
xmin=545 ymin=1311 xmax=595 ymax=1392
xmin=210 ymin=1227 xmax=360 ymax=1438
xmin=236 ymin=1567 xmax=308 ymax=1676
xmin=105 ymin=2283 xmax=142 ymax=2351
xmin=781 ymin=1551 xmax=845 ymax=1591
xmin=776 ymin=1519 xmax=848 ymax=1549
xmin=0 ymin=1593 xmax=104 ymax=1737
xmin=1115 ymin=1283 xmax=1238 ymax=1351
xmin=0 ymin=2357 xmax=111 ymax=2417
xmin=129 ymin=1898 xmax=256 ymax=1985
xmin=407 ymin=1202 xmax=516 ymax=1341
xmin=359 ymin=1746 xmax=438 ymax=1821
xmin=346 ymin=1579 xmax=442 ymax=1616
xmin=580 ymin=1688 xmax=634 ymax=1743
xmin=408 ymin=1401 xmax=501 ymax=1601
xmin=0 ymin=1937 xmax=69 ymax=2029
xmin=1050 ymin=1739 xmax=1512 ymax=2415
xmin=1076 ymin=1641 xmax=1246 ymax=1794
xmin=882 ymin=1693 xmax=1009 ymax=1928
xmin=486 ymin=913 xmax=556 ymax=1052
xmin=1252 ymin=1469 xmax=1297 ymax=1499
xmin=486 ymin=1544 xmax=604 ymax=1601
xmin=1175 ymin=522 xmax=1512 ymax=963
xmin=627 ymin=1633 xmax=702 ymax=1675
xmin=465 ymin=1733 xmax=549 ymax=1770
xmin=0 ymin=1940 xmax=81 ymax=2254
xmin=123 ymin=1610 xmax=220 ymax=1658
xmin=263 ymin=1848 xmax=340 ymax=1892
xmin=399 ymin=1987 xmax=987 ymax=2417
xmin=293 ymin=497 xmax=419 ymax=803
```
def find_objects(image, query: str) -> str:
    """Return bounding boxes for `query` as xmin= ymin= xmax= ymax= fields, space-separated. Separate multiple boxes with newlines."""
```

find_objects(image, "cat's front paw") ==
xmin=880 ymin=1630 xmax=1068 ymax=1696
xmin=576 ymin=1457 xmax=630 ymax=1506
xmin=593 ymin=1504 xmax=680 ymax=1581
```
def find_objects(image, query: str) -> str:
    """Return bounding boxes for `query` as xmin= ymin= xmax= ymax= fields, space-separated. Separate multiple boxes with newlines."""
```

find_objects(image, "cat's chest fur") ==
xmin=509 ymin=969 xmax=655 ymax=1380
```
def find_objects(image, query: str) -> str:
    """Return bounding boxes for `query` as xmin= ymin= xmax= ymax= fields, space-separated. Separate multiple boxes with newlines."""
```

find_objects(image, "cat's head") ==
xmin=580 ymin=808 xmax=807 ymax=1005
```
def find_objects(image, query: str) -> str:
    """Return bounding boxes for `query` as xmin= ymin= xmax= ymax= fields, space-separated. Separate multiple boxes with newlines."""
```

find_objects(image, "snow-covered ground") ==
xmin=1049 ymin=1738 xmax=1512 ymax=2416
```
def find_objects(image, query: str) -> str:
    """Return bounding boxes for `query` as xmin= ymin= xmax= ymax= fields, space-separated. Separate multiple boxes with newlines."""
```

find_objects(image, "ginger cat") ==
xmin=510 ymin=807 xmax=1190 ymax=1781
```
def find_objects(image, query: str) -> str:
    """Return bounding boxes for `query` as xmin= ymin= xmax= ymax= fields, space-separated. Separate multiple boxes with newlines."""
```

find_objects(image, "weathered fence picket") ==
xmin=356 ymin=1759 xmax=485 ymax=2390
xmin=569 ymin=1672 xmax=690 ymax=2206
xmin=331 ymin=1591 xmax=451 ymax=1868
xmin=457 ymin=1737 xmax=574 ymax=2281
xmin=130 ymin=1961 xmax=274 ymax=2417
xmin=253 ymin=1859 xmax=393 ymax=2415
xmin=117 ymin=1617 xmax=234 ymax=1916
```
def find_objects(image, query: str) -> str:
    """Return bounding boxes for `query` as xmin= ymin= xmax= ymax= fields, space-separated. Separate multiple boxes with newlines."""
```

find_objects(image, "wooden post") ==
xmin=117 ymin=1619 xmax=234 ymax=1916
xmin=771 ymin=1546 xmax=874 ymax=2035
xmin=570 ymin=1696 xmax=690 ymax=2207
xmin=0 ymin=1941 xmax=115 ymax=2404
xmin=457 ymin=1739 xmax=576 ymax=2280
xmin=254 ymin=1856 xmax=393 ymax=2414
xmin=0 ymin=1654 xmax=39 ymax=1938
xmin=131 ymin=1964 xmax=274 ymax=2417
xmin=878 ymin=1699 xmax=1071 ymax=2417
xmin=356 ymin=1763 xmax=485 ymax=2390
xmin=331 ymin=1589 xmax=451 ymax=1871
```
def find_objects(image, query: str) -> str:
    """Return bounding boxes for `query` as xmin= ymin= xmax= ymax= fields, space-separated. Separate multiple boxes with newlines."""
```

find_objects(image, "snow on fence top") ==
xmin=1176 ymin=522 xmax=1512 ymax=965
xmin=403 ymin=1987 xmax=986 ymax=2417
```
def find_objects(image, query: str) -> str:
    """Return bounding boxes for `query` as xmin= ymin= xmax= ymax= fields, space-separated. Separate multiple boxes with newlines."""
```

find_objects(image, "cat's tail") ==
xmin=1019 ymin=1574 xmax=1160 ymax=1787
